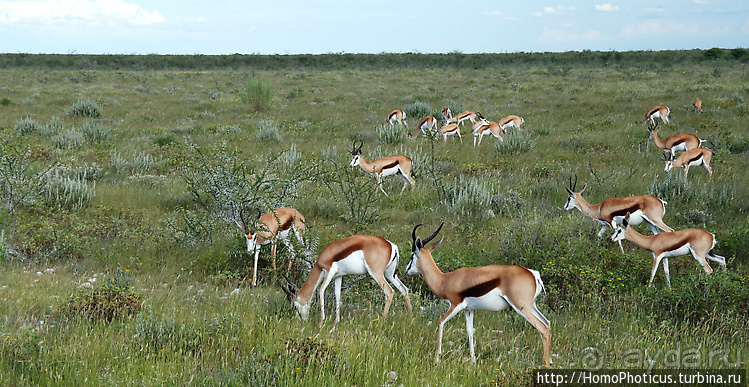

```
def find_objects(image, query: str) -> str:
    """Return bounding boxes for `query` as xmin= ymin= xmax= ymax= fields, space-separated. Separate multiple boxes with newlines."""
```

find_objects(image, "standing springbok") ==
xmin=472 ymin=115 xmax=503 ymax=146
xmin=643 ymin=105 xmax=670 ymax=125
xmin=498 ymin=115 xmax=524 ymax=131
xmin=662 ymin=148 xmax=713 ymax=179
xmin=563 ymin=176 xmax=673 ymax=252
xmin=438 ymin=123 xmax=462 ymax=143
xmin=612 ymin=212 xmax=726 ymax=288
xmin=235 ymin=207 xmax=309 ymax=286
xmin=411 ymin=116 xmax=438 ymax=138
xmin=406 ymin=222 xmax=551 ymax=366
xmin=279 ymin=234 xmax=412 ymax=323
xmin=648 ymin=122 xmax=707 ymax=155
xmin=348 ymin=140 xmax=415 ymax=195
xmin=693 ymin=98 xmax=704 ymax=113
xmin=385 ymin=109 xmax=407 ymax=127
xmin=441 ymin=107 xmax=453 ymax=122
xmin=447 ymin=111 xmax=478 ymax=126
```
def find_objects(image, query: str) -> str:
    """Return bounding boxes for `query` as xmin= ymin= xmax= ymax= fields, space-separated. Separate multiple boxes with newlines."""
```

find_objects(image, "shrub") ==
xmin=443 ymin=175 xmax=496 ymax=219
xmin=80 ymin=120 xmax=111 ymax=143
xmin=256 ymin=120 xmax=283 ymax=143
xmin=403 ymin=101 xmax=434 ymax=119
xmin=494 ymin=129 xmax=534 ymax=154
xmin=57 ymin=272 xmax=142 ymax=322
xmin=43 ymin=116 xmax=64 ymax=135
xmin=240 ymin=75 xmax=273 ymax=112
xmin=51 ymin=127 xmax=86 ymax=149
xmin=69 ymin=98 xmax=102 ymax=118
xmin=377 ymin=124 xmax=406 ymax=144
xmin=13 ymin=116 xmax=41 ymax=134
xmin=41 ymin=166 xmax=95 ymax=210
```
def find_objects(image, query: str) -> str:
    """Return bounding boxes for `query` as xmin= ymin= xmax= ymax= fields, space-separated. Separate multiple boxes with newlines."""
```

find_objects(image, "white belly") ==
xmin=464 ymin=288 xmax=511 ymax=312
xmin=331 ymin=251 xmax=368 ymax=276
xmin=661 ymin=244 xmax=691 ymax=258
xmin=380 ymin=165 xmax=401 ymax=177
xmin=613 ymin=209 xmax=644 ymax=227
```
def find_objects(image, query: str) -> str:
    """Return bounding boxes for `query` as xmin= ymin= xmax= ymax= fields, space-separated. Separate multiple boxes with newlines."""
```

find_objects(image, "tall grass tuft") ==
xmin=51 ymin=127 xmax=86 ymax=150
xmin=69 ymin=98 xmax=102 ymax=118
xmin=80 ymin=120 xmax=112 ymax=143
xmin=443 ymin=175 xmax=496 ymax=219
xmin=42 ymin=166 xmax=95 ymax=210
xmin=241 ymin=74 xmax=273 ymax=112
xmin=495 ymin=129 xmax=534 ymax=154
xmin=256 ymin=120 xmax=283 ymax=143
xmin=377 ymin=124 xmax=406 ymax=144
xmin=13 ymin=116 xmax=41 ymax=134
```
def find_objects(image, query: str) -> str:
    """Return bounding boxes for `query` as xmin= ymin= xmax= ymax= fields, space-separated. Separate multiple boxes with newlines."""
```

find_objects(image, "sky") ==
xmin=0 ymin=0 xmax=747 ymax=55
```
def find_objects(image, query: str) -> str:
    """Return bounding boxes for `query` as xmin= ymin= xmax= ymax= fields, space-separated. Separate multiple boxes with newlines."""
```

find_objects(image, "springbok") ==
xmin=235 ymin=207 xmax=309 ymax=286
xmin=498 ymin=115 xmax=524 ymax=131
xmin=447 ymin=111 xmax=478 ymax=126
xmin=411 ymin=116 xmax=438 ymax=138
xmin=692 ymin=98 xmax=703 ymax=113
xmin=348 ymin=140 xmax=415 ymax=195
xmin=662 ymin=148 xmax=713 ymax=179
xmin=472 ymin=115 xmax=503 ymax=146
xmin=406 ymin=222 xmax=551 ymax=366
xmin=612 ymin=212 xmax=726 ymax=288
xmin=279 ymin=234 xmax=412 ymax=323
xmin=438 ymin=123 xmax=462 ymax=143
xmin=648 ymin=122 xmax=707 ymax=155
xmin=385 ymin=109 xmax=407 ymax=127
xmin=643 ymin=105 xmax=670 ymax=125
xmin=563 ymin=176 xmax=673 ymax=252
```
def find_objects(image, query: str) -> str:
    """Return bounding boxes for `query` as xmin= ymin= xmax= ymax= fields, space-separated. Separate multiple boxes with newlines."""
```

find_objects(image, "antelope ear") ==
xmin=623 ymin=212 xmax=631 ymax=226
xmin=579 ymin=183 xmax=587 ymax=194
xmin=428 ymin=237 xmax=444 ymax=252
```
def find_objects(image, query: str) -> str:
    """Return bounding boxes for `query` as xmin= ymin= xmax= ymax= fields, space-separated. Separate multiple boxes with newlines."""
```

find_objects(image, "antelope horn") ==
xmin=422 ymin=221 xmax=445 ymax=246
xmin=411 ymin=224 xmax=423 ymax=252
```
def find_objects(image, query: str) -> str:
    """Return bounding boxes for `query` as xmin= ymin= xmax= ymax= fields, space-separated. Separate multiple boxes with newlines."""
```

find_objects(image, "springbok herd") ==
xmin=239 ymin=99 xmax=723 ymax=366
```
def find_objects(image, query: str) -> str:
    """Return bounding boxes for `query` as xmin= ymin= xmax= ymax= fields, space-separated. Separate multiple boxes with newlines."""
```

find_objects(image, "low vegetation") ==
xmin=0 ymin=51 xmax=747 ymax=384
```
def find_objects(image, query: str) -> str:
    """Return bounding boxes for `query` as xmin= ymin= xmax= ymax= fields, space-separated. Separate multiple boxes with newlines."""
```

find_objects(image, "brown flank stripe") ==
xmin=460 ymin=278 xmax=501 ymax=298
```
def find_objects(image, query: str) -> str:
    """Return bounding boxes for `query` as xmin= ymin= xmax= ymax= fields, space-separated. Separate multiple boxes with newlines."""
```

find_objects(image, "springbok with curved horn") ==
xmin=235 ymin=207 xmax=308 ymax=286
xmin=472 ymin=114 xmax=503 ymax=146
xmin=612 ymin=212 xmax=726 ymax=288
xmin=279 ymin=234 xmax=412 ymax=323
xmin=498 ymin=115 xmax=524 ymax=131
xmin=662 ymin=148 xmax=713 ymax=179
xmin=406 ymin=222 xmax=551 ymax=366
xmin=693 ymin=98 xmax=703 ymax=113
xmin=411 ymin=116 xmax=438 ymax=138
xmin=348 ymin=140 xmax=415 ymax=196
xmin=643 ymin=105 xmax=670 ymax=125
xmin=563 ymin=176 xmax=673 ymax=252
xmin=648 ymin=122 xmax=707 ymax=155
xmin=447 ymin=111 xmax=478 ymax=126
xmin=385 ymin=109 xmax=407 ymax=127
xmin=438 ymin=123 xmax=462 ymax=143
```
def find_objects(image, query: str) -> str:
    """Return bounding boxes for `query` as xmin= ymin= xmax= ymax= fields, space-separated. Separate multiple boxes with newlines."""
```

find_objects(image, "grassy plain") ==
xmin=1 ymin=56 xmax=748 ymax=385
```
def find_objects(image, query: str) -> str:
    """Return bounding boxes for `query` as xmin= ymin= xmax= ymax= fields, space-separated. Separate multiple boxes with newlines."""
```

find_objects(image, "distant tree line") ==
xmin=0 ymin=48 xmax=747 ymax=71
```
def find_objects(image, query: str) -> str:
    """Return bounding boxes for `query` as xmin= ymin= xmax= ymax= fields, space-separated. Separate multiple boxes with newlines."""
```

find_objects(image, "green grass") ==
xmin=0 ymin=56 xmax=748 ymax=385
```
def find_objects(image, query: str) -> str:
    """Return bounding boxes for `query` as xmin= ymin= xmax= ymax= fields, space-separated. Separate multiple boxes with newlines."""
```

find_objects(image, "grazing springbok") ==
xmin=235 ymin=207 xmax=309 ymax=286
xmin=643 ymin=105 xmax=671 ymax=125
xmin=279 ymin=234 xmax=412 ymax=323
xmin=348 ymin=140 xmax=415 ymax=195
xmin=447 ymin=111 xmax=478 ymax=126
xmin=472 ymin=115 xmax=503 ymax=146
xmin=563 ymin=176 xmax=673 ymax=252
xmin=648 ymin=122 xmax=707 ymax=155
xmin=498 ymin=115 xmax=524 ymax=131
xmin=662 ymin=148 xmax=713 ymax=179
xmin=411 ymin=116 xmax=438 ymax=138
xmin=406 ymin=222 xmax=551 ymax=366
xmin=385 ymin=109 xmax=407 ymax=127
xmin=612 ymin=212 xmax=726 ymax=288
xmin=693 ymin=98 xmax=703 ymax=113
xmin=438 ymin=123 xmax=462 ymax=143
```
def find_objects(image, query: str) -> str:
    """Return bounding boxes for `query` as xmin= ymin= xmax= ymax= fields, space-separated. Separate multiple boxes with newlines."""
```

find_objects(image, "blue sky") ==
xmin=0 ymin=0 xmax=746 ymax=54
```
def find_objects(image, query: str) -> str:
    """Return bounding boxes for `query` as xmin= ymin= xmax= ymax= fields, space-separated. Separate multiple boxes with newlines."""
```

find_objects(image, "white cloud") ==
xmin=484 ymin=10 xmax=517 ymax=21
xmin=595 ymin=4 xmax=619 ymax=12
xmin=533 ymin=6 xmax=576 ymax=17
xmin=692 ymin=0 xmax=709 ymax=4
xmin=0 ymin=0 xmax=165 ymax=25
xmin=621 ymin=20 xmax=700 ymax=37
xmin=642 ymin=7 xmax=666 ymax=13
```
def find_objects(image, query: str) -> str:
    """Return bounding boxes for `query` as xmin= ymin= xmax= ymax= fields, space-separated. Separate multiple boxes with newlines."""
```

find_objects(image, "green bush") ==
xmin=57 ymin=273 xmax=142 ymax=322
xmin=240 ymin=75 xmax=273 ymax=112
xmin=80 ymin=120 xmax=111 ymax=143
xmin=42 ymin=166 xmax=95 ymax=210
xmin=494 ymin=129 xmax=534 ymax=154
xmin=377 ymin=124 xmax=406 ymax=144
xmin=256 ymin=120 xmax=283 ymax=143
xmin=403 ymin=101 xmax=434 ymax=119
xmin=69 ymin=98 xmax=102 ymax=118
